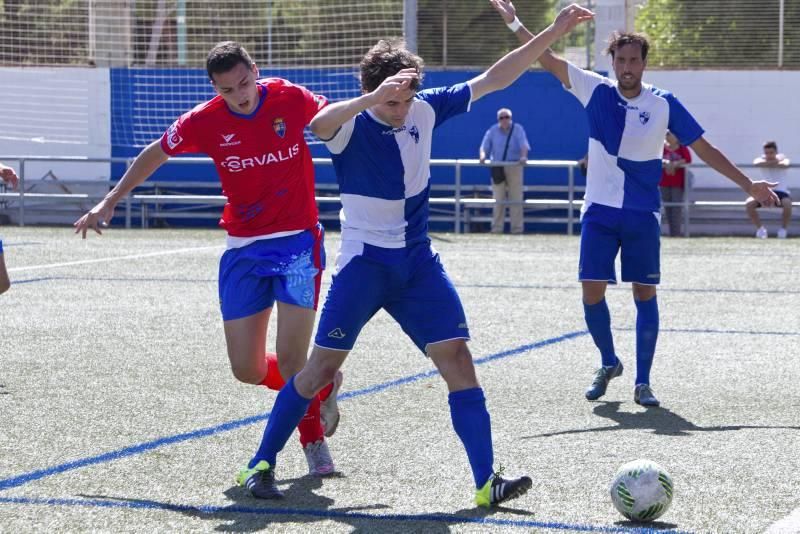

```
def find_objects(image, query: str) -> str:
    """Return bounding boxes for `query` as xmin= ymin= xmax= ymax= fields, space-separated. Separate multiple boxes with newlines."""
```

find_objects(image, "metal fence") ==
xmin=0 ymin=155 xmax=583 ymax=233
xmin=1 ymin=155 xmax=795 ymax=237
xmin=1 ymin=1 xmax=797 ymax=70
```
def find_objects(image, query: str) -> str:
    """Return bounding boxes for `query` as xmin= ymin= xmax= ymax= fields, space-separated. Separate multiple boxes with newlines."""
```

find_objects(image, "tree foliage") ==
xmin=637 ymin=0 xmax=800 ymax=68
xmin=417 ymin=0 xmax=556 ymax=67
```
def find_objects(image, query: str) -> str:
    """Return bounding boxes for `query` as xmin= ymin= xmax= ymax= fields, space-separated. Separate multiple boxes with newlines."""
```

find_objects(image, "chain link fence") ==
xmin=0 ymin=0 xmax=796 ymax=69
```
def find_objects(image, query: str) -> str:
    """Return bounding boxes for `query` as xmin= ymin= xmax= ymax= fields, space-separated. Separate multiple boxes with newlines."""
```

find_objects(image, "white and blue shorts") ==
xmin=579 ymin=203 xmax=661 ymax=285
xmin=218 ymin=224 xmax=325 ymax=321
xmin=314 ymin=240 xmax=469 ymax=353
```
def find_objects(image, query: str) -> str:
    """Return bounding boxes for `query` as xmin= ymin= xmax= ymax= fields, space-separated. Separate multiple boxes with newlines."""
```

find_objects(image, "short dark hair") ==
xmin=764 ymin=140 xmax=778 ymax=151
xmin=206 ymin=41 xmax=254 ymax=81
xmin=605 ymin=32 xmax=650 ymax=61
xmin=360 ymin=39 xmax=424 ymax=93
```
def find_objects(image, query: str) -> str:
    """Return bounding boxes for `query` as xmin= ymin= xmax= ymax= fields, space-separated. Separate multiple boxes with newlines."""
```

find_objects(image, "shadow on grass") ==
xmin=523 ymin=401 xmax=800 ymax=439
xmin=77 ymin=472 xmax=537 ymax=533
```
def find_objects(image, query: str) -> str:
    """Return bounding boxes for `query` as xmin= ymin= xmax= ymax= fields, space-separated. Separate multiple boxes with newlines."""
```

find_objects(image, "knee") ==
xmin=296 ymin=364 xmax=338 ymax=397
xmin=434 ymin=342 xmax=479 ymax=390
xmin=277 ymin=351 xmax=307 ymax=379
xmin=230 ymin=364 xmax=261 ymax=385
xmin=632 ymin=284 xmax=657 ymax=302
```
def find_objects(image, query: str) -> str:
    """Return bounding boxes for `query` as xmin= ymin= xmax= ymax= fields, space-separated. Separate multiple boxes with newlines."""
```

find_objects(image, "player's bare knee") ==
xmin=632 ymin=283 xmax=656 ymax=301
xmin=230 ymin=362 xmax=262 ymax=385
xmin=294 ymin=365 xmax=335 ymax=397
xmin=277 ymin=352 xmax=307 ymax=379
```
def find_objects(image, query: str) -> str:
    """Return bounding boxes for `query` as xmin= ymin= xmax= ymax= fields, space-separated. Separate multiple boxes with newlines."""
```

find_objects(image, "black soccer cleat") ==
xmin=236 ymin=460 xmax=284 ymax=499
xmin=475 ymin=467 xmax=533 ymax=507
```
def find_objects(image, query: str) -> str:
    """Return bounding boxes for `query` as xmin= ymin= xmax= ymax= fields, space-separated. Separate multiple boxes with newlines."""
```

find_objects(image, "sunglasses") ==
xmin=498 ymin=116 xmax=511 ymax=120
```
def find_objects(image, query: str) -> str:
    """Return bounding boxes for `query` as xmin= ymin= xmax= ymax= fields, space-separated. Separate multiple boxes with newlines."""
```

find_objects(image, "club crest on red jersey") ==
xmin=273 ymin=117 xmax=286 ymax=138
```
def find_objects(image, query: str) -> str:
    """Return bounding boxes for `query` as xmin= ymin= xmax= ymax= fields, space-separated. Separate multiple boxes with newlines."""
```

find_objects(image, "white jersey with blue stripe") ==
xmin=324 ymin=83 xmax=472 ymax=248
xmin=566 ymin=63 xmax=704 ymax=212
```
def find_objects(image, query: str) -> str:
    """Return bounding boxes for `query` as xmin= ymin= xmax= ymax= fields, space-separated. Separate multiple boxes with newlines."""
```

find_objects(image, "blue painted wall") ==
xmin=110 ymin=67 xmax=590 ymax=189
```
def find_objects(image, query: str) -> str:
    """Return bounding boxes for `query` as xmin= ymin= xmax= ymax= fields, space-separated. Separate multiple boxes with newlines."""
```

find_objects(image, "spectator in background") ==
xmin=479 ymin=108 xmax=530 ymax=234
xmin=0 ymin=161 xmax=19 ymax=295
xmin=660 ymin=131 xmax=691 ymax=237
xmin=748 ymin=141 xmax=792 ymax=239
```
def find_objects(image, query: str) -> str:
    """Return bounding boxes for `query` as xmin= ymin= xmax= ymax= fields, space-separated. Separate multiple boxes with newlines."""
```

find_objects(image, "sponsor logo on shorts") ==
xmin=647 ymin=273 xmax=660 ymax=279
xmin=328 ymin=328 xmax=346 ymax=339
xmin=458 ymin=322 xmax=468 ymax=329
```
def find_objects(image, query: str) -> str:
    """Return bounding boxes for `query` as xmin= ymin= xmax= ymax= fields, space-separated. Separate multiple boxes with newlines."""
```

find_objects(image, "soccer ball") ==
xmin=609 ymin=459 xmax=673 ymax=522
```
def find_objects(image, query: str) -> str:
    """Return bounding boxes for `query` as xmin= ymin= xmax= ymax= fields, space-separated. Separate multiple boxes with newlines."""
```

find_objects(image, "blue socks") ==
xmin=249 ymin=375 xmax=312 ymax=469
xmin=449 ymin=387 xmax=494 ymax=489
xmin=584 ymin=299 xmax=618 ymax=367
xmin=635 ymin=296 xmax=659 ymax=385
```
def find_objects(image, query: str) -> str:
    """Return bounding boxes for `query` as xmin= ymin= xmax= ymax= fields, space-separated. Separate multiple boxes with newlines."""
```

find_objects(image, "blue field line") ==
xmin=0 ymin=331 xmax=587 ymax=493
xmin=337 ymin=330 xmax=589 ymax=402
xmin=0 ymin=496 xmax=691 ymax=534
xmin=10 ymin=277 xmax=57 ymax=285
xmin=1 ymin=241 xmax=44 ymax=247
xmin=616 ymin=326 xmax=800 ymax=337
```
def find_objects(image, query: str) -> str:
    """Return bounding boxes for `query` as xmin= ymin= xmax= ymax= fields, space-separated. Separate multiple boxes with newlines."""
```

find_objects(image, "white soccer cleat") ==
xmin=755 ymin=226 xmax=768 ymax=239
xmin=303 ymin=439 xmax=335 ymax=476
xmin=777 ymin=228 xmax=788 ymax=239
xmin=321 ymin=370 xmax=343 ymax=437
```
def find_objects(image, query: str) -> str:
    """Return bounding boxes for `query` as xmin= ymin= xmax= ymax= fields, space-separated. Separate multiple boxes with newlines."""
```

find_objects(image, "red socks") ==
xmin=259 ymin=352 xmax=325 ymax=447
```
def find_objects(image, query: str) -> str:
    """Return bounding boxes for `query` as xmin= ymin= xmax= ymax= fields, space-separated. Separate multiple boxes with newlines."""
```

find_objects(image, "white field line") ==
xmin=8 ymin=245 xmax=221 ymax=273
xmin=765 ymin=507 xmax=800 ymax=534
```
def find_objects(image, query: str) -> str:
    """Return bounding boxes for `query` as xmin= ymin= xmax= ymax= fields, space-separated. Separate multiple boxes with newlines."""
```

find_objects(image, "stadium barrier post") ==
xmin=683 ymin=175 xmax=692 ymax=237
xmin=18 ymin=158 xmax=25 ymax=227
xmin=125 ymin=158 xmax=133 ymax=229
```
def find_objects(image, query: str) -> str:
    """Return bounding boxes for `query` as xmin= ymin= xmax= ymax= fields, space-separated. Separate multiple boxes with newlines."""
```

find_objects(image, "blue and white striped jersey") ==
xmin=324 ymin=83 xmax=472 ymax=248
xmin=566 ymin=63 xmax=704 ymax=212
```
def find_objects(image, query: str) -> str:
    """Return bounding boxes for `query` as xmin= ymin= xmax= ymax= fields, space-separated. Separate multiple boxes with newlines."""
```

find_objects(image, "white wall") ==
xmin=0 ymin=67 xmax=111 ymax=223
xmin=645 ymin=70 xmax=800 ymax=189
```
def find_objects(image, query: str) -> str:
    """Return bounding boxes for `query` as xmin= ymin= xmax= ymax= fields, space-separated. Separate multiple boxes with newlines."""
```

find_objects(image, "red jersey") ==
xmin=659 ymin=143 xmax=692 ymax=188
xmin=160 ymin=78 xmax=327 ymax=237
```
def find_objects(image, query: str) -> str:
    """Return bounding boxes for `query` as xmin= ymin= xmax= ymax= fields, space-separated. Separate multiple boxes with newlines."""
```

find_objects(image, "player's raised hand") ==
xmin=369 ymin=68 xmax=419 ymax=104
xmin=489 ymin=0 xmax=517 ymax=24
xmin=749 ymin=181 xmax=780 ymax=207
xmin=0 ymin=163 xmax=19 ymax=190
xmin=74 ymin=197 xmax=116 ymax=239
xmin=552 ymin=3 xmax=595 ymax=36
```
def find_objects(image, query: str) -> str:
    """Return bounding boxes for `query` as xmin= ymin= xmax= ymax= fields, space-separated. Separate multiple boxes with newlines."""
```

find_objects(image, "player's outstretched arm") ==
xmin=310 ymin=68 xmax=419 ymax=140
xmin=489 ymin=0 xmax=573 ymax=87
xmin=470 ymin=3 xmax=592 ymax=101
xmin=690 ymin=137 xmax=779 ymax=206
xmin=73 ymin=140 xmax=169 ymax=239
xmin=0 ymin=162 xmax=19 ymax=190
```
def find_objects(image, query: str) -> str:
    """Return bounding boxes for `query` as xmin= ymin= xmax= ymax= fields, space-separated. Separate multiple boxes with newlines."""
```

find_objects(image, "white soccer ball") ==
xmin=609 ymin=459 xmax=673 ymax=522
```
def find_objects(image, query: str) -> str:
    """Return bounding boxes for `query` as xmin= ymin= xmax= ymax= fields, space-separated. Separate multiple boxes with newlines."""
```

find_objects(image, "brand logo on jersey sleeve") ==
xmin=166 ymin=122 xmax=183 ymax=149
xmin=273 ymin=117 xmax=286 ymax=138
xmin=639 ymin=111 xmax=651 ymax=124
xmin=313 ymin=94 xmax=327 ymax=110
